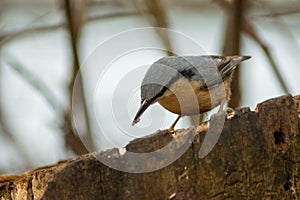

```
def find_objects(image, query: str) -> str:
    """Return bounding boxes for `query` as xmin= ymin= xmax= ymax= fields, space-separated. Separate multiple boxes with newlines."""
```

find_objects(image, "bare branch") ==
xmin=64 ymin=0 xmax=93 ymax=154
xmin=0 ymin=10 xmax=144 ymax=46
xmin=254 ymin=9 xmax=300 ymax=18
xmin=86 ymin=0 xmax=127 ymax=7
xmin=217 ymin=0 xmax=244 ymax=108
xmin=216 ymin=0 xmax=290 ymax=96
xmin=0 ymin=121 xmax=33 ymax=171
xmin=0 ymin=63 xmax=34 ymax=171
xmin=4 ymin=59 xmax=60 ymax=111
xmin=144 ymin=0 xmax=174 ymax=56
xmin=242 ymin=19 xmax=290 ymax=94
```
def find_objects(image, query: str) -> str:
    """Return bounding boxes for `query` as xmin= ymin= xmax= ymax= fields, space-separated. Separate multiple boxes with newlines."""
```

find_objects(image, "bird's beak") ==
xmin=230 ymin=55 xmax=251 ymax=62
xmin=132 ymin=101 xmax=151 ymax=126
xmin=227 ymin=55 xmax=251 ymax=68
xmin=240 ymin=55 xmax=251 ymax=61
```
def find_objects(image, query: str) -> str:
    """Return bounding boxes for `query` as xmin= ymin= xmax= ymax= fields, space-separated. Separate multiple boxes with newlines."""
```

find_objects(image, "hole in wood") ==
xmin=284 ymin=181 xmax=291 ymax=191
xmin=273 ymin=128 xmax=285 ymax=145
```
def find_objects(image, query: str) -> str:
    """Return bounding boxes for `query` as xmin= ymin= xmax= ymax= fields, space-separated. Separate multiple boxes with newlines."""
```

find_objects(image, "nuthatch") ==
xmin=132 ymin=55 xmax=251 ymax=131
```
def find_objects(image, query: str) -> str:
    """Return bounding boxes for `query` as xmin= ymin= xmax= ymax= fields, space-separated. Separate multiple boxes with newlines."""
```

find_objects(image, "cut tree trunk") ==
xmin=1 ymin=94 xmax=300 ymax=200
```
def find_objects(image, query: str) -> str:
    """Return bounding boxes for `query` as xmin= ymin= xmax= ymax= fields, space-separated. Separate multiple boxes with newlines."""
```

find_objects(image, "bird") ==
xmin=132 ymin=55 xmax=251 ymax=131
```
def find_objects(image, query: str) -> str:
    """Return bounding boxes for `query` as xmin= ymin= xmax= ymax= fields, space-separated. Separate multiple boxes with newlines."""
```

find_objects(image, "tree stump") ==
xmin=0 ymin=94 xmax=300 ymax=200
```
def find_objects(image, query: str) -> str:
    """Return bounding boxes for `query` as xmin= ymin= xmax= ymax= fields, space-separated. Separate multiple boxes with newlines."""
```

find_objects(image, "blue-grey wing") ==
xmin=141 ymin=55 xmax=246 ymax=102
xmin=153 ymin=55 xmax=233 ymax=88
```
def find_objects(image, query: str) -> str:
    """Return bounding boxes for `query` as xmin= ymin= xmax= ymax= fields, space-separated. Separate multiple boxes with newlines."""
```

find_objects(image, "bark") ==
xmin=0 ymin=94 xmax=300 ymax=200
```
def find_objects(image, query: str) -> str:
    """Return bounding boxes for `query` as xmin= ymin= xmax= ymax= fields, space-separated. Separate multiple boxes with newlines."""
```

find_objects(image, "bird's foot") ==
xmin=226 ymin=107 xmax=235 ymax=119
xmin=168 ymin=127 xmax=175 ymax=133
xmin=168 ymin=115 xmax=181 ymax=133
xmin=196 ymin=121 xmax=209 ymax=133
xmin=168 ymin=123 xmax=177 ymax=133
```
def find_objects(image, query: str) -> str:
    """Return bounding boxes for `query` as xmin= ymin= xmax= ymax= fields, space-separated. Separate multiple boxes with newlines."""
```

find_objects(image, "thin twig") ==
xmin=0 ymin=10 xmax=144 ymax=46
xmin=241 ymin=0 xmax=290 ymax=93
xmin=242 ymin=19 xmax=290 ymax=93
xmin=254 ymin=9 xmax=300 ymax=18
xmin=216 ymin=0 xmax=290 ymax=95
xmin=0 ymin=63 xmax=33 ymax=170
xmin=5 ymin=59 xmax=60 ymax=111
xmin=0 ymin=9 xmax=34 ymax=171
xmin=215 ymin=0 xmax=244 ymax=107
xmin=86 ymin=0 xmax=126 ymax=7
xmin=0 ymin=121 xmax=33 ymax=171
xmin=64 ymin=0 xmax=94 ymax=154
xmin=144 ymin=0 xmax=174 ymax=56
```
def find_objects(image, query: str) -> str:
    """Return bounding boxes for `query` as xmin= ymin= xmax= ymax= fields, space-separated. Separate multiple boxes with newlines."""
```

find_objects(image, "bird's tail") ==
xmin=218 ymin=55 xmax=251 ymax=80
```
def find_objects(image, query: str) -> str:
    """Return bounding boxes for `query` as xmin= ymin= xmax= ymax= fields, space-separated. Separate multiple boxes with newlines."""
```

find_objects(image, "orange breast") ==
xmin=157 ymin=79 xmax=231 ymax=116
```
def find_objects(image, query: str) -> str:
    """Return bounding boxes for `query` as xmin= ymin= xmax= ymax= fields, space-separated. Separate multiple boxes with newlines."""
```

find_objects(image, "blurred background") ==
xmin=0 ymin=0 xmax=300 ymax=174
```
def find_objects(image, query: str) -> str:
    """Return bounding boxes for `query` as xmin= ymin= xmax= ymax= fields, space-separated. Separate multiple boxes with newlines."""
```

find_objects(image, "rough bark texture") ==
xmin=1 ymin=94 xmax=300 ymax=200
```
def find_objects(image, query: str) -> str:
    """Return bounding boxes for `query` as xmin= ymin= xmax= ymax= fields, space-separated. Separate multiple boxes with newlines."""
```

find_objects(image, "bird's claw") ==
xmin=226 ymin=107 xmax=235 ymax=119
